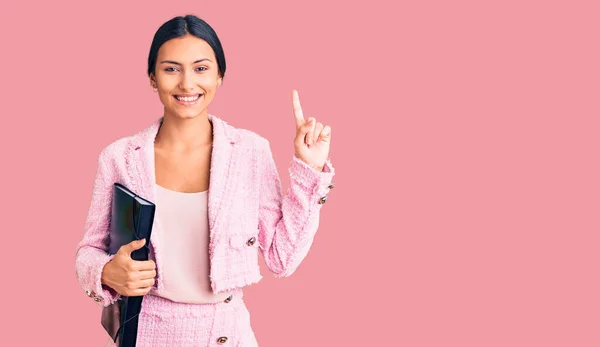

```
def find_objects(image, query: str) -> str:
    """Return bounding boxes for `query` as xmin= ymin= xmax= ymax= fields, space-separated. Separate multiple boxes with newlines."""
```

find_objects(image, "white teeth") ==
xmin=175 ymin=95 xmax=201 ymax=102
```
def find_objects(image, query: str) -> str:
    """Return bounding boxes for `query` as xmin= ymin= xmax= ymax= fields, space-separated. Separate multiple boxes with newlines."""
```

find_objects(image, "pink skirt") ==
xmin=105 ymin=289 xmax=258 ymax=347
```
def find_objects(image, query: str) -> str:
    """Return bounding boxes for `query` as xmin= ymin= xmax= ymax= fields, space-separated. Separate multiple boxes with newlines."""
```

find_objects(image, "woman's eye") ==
xmin=164 ymin=67 xmax=205 ymax=72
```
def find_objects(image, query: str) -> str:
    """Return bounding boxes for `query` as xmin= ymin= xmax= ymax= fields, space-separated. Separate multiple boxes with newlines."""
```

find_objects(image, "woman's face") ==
xmin=150 ymin=34 xmax=222 ymax=120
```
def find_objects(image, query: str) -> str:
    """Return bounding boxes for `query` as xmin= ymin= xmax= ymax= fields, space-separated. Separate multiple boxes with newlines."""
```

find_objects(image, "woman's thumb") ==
xmin=295 ymin=118 xmax=314 ymax=145
xmin=121 ymin=238 xmax=146 ymax=254
xmin=133 ymin=238 xmax=146 ymax=248
xmin=298 ymin=118 xmax=314 ymax=134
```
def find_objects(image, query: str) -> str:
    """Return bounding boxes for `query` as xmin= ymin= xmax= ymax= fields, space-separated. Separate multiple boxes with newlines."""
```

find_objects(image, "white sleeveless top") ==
xmin=153 ymin=184 xmax=232 ymax=304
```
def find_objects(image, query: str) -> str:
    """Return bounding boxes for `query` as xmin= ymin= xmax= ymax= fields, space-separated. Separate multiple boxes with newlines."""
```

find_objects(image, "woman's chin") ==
xmin=167 ymin=108 xmax=207 ymax=119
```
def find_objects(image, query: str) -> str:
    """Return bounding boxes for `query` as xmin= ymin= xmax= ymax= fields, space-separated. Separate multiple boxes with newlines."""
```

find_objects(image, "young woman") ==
xmin=75 ymin=14 xmax=335 ymax=346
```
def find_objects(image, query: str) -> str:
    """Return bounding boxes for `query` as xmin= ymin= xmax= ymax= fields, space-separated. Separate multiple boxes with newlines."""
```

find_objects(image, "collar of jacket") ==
xmin=123 ymin=114 xmax=242 ymax=293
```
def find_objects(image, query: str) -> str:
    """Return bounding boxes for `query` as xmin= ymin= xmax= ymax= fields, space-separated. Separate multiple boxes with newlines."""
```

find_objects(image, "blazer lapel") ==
xmin=123 ymin=117 xmax=163 ymax=290
xmin=206 ymin=114 xmax=239 ymax=251
xmin=126 ymin=117 xmax=161 ymax=204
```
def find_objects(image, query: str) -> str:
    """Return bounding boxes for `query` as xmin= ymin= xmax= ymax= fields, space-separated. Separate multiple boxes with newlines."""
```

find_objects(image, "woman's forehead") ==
xmin=158 ymin=36 xmax=216 ymax=62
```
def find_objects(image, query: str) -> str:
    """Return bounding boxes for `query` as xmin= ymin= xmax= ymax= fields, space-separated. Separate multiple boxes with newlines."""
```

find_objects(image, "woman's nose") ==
xmin=178 ymin=70 xmax=196 ymax=91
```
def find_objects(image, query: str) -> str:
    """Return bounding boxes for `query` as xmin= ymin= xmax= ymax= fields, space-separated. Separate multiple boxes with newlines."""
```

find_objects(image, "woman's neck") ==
xmin=155 ymin=112 xmax=213 ymax=152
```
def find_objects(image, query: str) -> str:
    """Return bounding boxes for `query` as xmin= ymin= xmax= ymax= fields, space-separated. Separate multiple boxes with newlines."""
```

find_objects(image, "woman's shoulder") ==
xmin=94 ymin=116 xmax=273 ymax=163
xmin=97 ymin=136 xmax=129 ymax=162
xmin=235 ymin=127 xmax=269 ymax=147
xmin=97 ymin=117 xmax=162 ymax=162
xmin=95 ymin=130 xmax=145 ymax=168
xmin=224 ymin=118 xmax=270 ymax=151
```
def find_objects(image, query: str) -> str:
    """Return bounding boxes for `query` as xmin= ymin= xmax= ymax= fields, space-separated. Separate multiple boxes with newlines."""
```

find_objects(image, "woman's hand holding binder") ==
xmin=101 ymin=238 xmax=157 ymax=296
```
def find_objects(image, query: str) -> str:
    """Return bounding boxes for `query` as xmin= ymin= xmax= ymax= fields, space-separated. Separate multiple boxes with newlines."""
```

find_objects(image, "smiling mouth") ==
xmin=174 ymin=94 xmax=203 ymax=102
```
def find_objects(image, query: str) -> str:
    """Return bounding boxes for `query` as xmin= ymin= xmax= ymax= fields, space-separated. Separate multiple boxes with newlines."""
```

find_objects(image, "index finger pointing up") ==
xmin=292 ymin=90 xmax=305 ymax=129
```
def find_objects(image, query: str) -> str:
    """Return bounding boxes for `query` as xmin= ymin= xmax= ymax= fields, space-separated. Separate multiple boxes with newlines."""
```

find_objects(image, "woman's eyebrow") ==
xmin=159 ymin=58 xmax=212 ymax=65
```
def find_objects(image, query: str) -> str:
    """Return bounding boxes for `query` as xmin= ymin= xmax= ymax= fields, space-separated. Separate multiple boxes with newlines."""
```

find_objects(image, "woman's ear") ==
xmin=217 ymin=77 xmax=222 ymax=87
xmin=150 ymin=74 xmax=157 ymax=90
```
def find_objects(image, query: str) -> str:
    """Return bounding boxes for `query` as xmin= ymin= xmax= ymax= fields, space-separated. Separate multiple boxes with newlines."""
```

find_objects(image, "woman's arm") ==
xmin=257 ymin=139 xmax=335 ymax=277
xmin=74 ymin=148 xmax=121 ymax=307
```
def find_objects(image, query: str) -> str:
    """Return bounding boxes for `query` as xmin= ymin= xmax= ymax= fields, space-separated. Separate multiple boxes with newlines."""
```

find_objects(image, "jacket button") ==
xmin=86 ymin=290 xmax=97 ymax=298
xmin=217 ymin=336 xmax=228 ymax=344
xmin=224 ymin=295 xmax=233 ymax=303
xmin=328 ymin=183 xmax=335 ymax=189
xmin=247 ymin=237 xmax=256 ymax=246
xmin=318 ymin=196 xmax=328 ymax=204
xmin=93 ymin=297 xmax=102 ymax=302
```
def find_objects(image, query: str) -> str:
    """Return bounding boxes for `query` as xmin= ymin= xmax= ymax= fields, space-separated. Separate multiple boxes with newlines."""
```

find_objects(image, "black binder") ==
xmin=101 ymin=183 xmax=155 ymax=347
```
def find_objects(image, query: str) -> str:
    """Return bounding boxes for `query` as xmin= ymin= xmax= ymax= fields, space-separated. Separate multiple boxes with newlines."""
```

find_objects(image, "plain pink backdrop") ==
xmin=1 ymin=0 xmax=598 ymax=346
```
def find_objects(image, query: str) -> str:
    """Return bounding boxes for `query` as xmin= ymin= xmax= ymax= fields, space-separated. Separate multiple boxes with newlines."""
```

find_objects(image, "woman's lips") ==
xmin=173 ymin=94 xmax=203 ymax=106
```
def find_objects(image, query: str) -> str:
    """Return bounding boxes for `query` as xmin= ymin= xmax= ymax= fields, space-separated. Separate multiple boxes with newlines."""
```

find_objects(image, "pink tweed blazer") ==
xmin=75 ymin=114 xmax=335 ymax=307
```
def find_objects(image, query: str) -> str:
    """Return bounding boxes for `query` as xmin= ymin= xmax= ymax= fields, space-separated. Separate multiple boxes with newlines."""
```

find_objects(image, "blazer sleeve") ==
xmin=74 ymin=148 xmax=121 ymax=307
xmin=257 ymin=139 xmax=336 ymax=278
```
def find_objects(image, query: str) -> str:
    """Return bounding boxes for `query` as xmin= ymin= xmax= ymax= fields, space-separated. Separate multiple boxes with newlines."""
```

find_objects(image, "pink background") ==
xmin=1 ymin=0 xmax=598 ymax=346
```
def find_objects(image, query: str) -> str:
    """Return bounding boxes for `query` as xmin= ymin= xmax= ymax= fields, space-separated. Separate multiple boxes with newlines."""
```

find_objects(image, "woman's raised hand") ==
xmin=292 ymin=90 xmax=331 ymax=172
